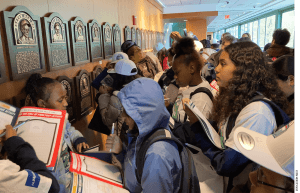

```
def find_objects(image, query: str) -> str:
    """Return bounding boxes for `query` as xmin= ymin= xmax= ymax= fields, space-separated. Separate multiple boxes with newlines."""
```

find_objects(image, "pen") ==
xmin=0 ymin=120 xmax=29 ymax=138
xmin=110 ymin=123 xmax=115 ymax=152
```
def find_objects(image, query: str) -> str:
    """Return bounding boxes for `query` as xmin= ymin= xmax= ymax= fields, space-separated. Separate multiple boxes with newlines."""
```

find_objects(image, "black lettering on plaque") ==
xmin=16 ymin=51 xmax=40 ymax=74
xmin=81 ymin=96 xmax=91 ymax=111
xmin=52 ymin=49 xmax=68 ymax=67
xmin=92 ymin=46 xmax=101 ymax=58
xmin=75 ymin=47 xmax=88 ymax=62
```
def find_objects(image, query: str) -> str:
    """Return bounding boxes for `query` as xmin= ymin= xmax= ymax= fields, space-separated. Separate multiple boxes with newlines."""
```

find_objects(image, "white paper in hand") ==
xmin=185 ymin=101 xmax=224 ymax=149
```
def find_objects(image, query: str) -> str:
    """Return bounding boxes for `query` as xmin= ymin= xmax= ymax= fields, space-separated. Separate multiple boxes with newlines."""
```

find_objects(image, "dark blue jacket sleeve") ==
xmin=190 ymin=121 xmax=251 ymax=177
xmin=3 ymin=136 xmax=60 ymax=193
xmin=73 ymin=137 xmax=88 ymax=148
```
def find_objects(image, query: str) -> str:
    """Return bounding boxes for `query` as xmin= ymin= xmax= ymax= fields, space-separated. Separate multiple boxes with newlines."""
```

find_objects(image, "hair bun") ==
xmin=174 ymin=37 xmax=195 ymax=55
xmin=25 ymin=73 xmax=42 ymax=95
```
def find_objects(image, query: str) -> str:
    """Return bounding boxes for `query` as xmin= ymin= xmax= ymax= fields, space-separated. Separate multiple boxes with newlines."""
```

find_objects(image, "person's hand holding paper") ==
xmin=182 ymin=98 xmax=198 ymax=125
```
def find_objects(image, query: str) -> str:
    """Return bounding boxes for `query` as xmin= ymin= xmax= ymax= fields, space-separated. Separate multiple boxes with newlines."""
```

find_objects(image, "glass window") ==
xmin=252 ymin=20 xmax=258 ymax=44
xmin=249 ymin=22 xmax=253 ymax=40
xmin=265 ymin=15 xmax=276 ymax=45
xmin=241 ymin=25 xmax=245 ymax=35
xmin=235 ymin=26 xmax=238 ymax=38
xmin=282 ymin=10 xmax=294 ymax=48
xmin=259 ymin=18 xmax=266 ymax=48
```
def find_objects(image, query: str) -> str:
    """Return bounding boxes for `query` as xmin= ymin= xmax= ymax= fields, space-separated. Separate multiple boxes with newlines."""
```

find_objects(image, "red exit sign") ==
xmin=225 ymin=15 xmax=230 ymax=19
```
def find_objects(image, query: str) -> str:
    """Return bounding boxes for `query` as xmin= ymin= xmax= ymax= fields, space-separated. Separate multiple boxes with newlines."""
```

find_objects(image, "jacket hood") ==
xmin=117 ymin=77 xmax=170 ymax=142
xmin=266 ymin=44 xmax=292 ymax=57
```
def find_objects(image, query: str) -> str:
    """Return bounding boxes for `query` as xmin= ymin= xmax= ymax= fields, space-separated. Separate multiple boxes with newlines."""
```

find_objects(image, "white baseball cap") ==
xmin=194 ymin=40 xmax=203 ymax=52
xmin=233 ymin=121 xmax=294 ymax=179
xmin=107 ymin=59 xmax=138 ymax=76
xmin=111 ymin=52 xmax=129 ymax=64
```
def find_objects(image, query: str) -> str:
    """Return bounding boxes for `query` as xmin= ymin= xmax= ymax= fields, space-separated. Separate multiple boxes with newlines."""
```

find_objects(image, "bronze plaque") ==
xmin=69 ymin=17 xmax=90 ymax=66
xmin=0 ymin=29 xmax=7 ymax=84
xmin=75 ymin=69 xmax=93 ymax=119
xmin=124 ymin=26 xmax=131 ymax=41
xmin=151 ymin=31 xmax=155 ymax=48
xmin=156 ymin=31 xmax=160 ymax=45
xmin=131 ymin=27 xmax=136 ymax=44
xmin=42 ymin=13 xmax=72 ymax=72
xmin=141 ymin=30 xmax=146 ymax=50
xmin=3 ymin=6 xmax=45 ymax=80
xmin=112 ymin=24 xmax=121 ymax=53
xmin=88 ymin=20 xmax=103 ymax=62
xmin=145 ymin=30 xmax=148 ymax=50
xmin=136 ymin=28 xmax=141 ymax=48
xmin=91 ymin=65 xmax=103 ymax=108
xmin=57 ymin=76 xmax=76 ymax=123
xmin=102 ymin=22 xmax=113 ymax=59
xmin=160 ymin=32 xmax=164 ymax=44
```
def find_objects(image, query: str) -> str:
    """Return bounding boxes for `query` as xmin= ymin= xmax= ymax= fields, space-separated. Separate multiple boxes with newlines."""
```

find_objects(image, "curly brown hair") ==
xmin=210 ymin=41 xmax=290 ymax=125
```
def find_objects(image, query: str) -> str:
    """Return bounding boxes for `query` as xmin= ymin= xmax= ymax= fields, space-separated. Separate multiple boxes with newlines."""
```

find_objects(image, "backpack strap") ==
xmin=248 ymin=95 xmax=290 ymax=128
xmin=225 ymin=94 xmax=290 ymax=139
xmin=184 ymin=87 xmax=214 ymax=122
xmin=190 ymin=87 xmax=213 ymax=101
xmin=135 ymin=129 xmax=188 ymax=192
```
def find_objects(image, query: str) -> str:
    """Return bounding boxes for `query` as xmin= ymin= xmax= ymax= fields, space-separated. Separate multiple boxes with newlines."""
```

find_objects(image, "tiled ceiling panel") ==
xmin=200 ymin=0 xmax=220 ymax=4
xmin=180 ymin=0 xmax=201 ymax=5
xmin=160 ymin=0 xmax=182 ymax=6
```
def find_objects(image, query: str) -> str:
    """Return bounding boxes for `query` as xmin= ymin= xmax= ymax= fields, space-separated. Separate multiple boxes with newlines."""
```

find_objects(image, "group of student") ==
xmin=0 ymin=27 xmax=294 ymax=193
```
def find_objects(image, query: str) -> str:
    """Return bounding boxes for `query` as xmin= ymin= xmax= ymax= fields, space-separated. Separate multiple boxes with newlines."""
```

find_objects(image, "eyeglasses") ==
xmin=257 ymin=167 xmax=293 ymax=193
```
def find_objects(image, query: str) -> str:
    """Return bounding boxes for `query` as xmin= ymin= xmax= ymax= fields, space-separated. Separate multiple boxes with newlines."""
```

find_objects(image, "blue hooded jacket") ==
xmin=117 ymin=77 xmax=182 ymax=193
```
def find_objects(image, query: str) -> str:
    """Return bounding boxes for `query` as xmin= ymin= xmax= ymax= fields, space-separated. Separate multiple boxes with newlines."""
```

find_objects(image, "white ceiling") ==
xmin=160 ymin=0 xmax=294 ymax=31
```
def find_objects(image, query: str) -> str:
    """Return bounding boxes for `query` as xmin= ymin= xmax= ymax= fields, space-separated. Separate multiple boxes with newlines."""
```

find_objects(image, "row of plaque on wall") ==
xmin=0 ymin=6 xmax=165 ymax=122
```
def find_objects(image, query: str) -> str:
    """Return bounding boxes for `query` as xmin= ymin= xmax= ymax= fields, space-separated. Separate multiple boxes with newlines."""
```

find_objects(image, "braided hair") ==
xmin=25 ymin=73 xmax=59 ymax=106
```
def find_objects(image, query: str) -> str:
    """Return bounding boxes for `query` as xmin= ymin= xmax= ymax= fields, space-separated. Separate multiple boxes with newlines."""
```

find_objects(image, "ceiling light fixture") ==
xmin=184 ymin=20 xmax=188 ymax=21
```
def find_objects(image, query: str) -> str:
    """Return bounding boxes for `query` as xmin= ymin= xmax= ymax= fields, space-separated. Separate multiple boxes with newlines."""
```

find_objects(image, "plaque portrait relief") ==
xmin=131 ymin=27 xmax=136 ymax=43
xmin=75 ymin=70 xmax=93 ymax=119
xmin=102 ymin=22 xmax=113 ymax=59
xmin=92 ymin=23 xmax=100 ymax=42
xmin=136 ymin=28 xmax=141 ymax=47
xmin=57 ymin=76 xmax=76 ymax=123
xmin=105 ymin=25 xmax=111 ymax=42
xmin=113 ymin=24 xmax=121 ymax=53
xmin=75 ymin=21 xmax=85 ymax=42
xmin=3 ymin=6 xmax=45 ymax=80
xmin=14 ymin=13 xmax=36 ymax=45
xmin=125 ymin=26 xmax=131 ymax=41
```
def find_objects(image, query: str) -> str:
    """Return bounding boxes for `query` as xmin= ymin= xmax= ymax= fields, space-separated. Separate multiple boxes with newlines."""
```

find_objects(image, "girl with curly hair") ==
xmin=184 ymin=41 xmax=290 ymax=192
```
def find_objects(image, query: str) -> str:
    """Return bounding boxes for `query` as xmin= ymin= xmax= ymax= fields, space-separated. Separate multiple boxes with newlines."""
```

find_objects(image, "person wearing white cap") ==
xmin=97 ymin=59 xmax=140 ymax=145
xmin=233 ymin=122 xmax=294 ymax=192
